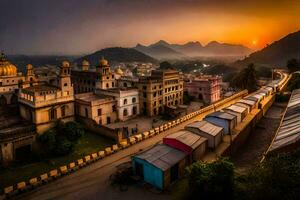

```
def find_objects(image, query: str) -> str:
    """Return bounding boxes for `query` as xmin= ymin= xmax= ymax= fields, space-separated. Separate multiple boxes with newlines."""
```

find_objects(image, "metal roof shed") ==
xmin=269 ymin=89 xmax=300 ymax=154
xmin=224 ymin=104 xmax=248 ymax=122
xmin=204 ymin=111 xmax=236 ymax=135
xmin=163 ymin=130 xmax=207 ymax=161
xmin=234 ymin=102 xmax=251 ymax=113
xmin=237 ymin=99 xmax=257 ymax=110
xmin=185 ymin=121 xmax=223 ymax=149
xmin=132 ymin=144 xmax=187 ymax=190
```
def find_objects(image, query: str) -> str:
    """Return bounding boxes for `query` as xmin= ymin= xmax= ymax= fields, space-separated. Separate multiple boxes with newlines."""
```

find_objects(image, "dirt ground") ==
xmin=231 ymin=102 xmax=287 ymax=172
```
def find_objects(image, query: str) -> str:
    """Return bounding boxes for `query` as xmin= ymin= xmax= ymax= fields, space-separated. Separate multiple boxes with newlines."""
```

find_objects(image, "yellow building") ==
xmin=18 ymin=61 xmax=75 ymax=134
xmin=138 ymin=69 xmax=184 ymax=116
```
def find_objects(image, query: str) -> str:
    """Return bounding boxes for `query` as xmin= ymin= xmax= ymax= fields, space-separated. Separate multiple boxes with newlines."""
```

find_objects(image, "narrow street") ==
xmin=231 ymin=102 xmax=287 ymax=172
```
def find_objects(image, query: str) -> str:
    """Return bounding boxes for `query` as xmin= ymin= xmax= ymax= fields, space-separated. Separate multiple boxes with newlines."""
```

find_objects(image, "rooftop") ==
xmin=206 ymin=111 xmax=237 ymax=121
xmin=165 ymin=130 xmax=207 ymax=149
xmin=75 ymin=92 xmax=113 ymax=102
xmin=186 ymin=120 xmax=223 ymax=136
xmin=22 ymin=85 xmax=59 ymax=93
xmin=134 ymin=144 xmax=186 ymax=171
xmin=269 ymin=89 xmax=300 ymax=152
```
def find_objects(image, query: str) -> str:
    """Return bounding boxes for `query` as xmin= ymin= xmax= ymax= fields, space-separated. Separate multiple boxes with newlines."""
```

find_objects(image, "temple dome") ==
xmin=26 ymin=64 xmax=33 ymax=70
xmin=115 ymin=67 xmax=124 ymax=75
xmin=0 ymin=53 xmax=18 ymax=76
xmin=100 ymin=57 xmax=109 ymax=66
xmin=82 ymin=60 xmax=89 ymax=66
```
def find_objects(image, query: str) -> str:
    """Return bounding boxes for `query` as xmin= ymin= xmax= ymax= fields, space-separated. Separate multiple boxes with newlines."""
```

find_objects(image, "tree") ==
xmin=186 ymin=158 xmax=234 ymax=200
xmin=159 ymin=61 xmax=173 ymax=69
xmin=63 ymin=121 xmax=84 ymax=141
xmin=287 ymin=58 xmax=300 ymax=73
xmin=231 ymin=63 xmax=258 ymax=92
xmin=54 ymin=137 xmax=73 ymax=156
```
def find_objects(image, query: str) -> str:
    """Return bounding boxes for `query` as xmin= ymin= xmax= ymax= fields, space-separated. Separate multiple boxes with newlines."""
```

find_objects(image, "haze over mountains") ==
xmin=135 ymin=40 xmax=252 ymax=60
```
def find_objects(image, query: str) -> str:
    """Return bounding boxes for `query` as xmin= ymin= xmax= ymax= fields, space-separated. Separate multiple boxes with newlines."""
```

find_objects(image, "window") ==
xmin=112 ymin=82 xmax=114 ymax=87
xmin=143 ymin=92 xmax=147 ymax=98
xmin=153 ymin=92 xmax=156 ymax=97
xmin=123 ymin=109 xmax=128 ymax=116
xmin=61 ymin=106 xmax=66 ymax=117
xmin=98 ymin=108 xmax=102 ymax=116
xmin=132 ymin=106 xmax=137 ymax=115
xmin=112 ymin=105 xmax=116 ymax=112
xmin=64 ymin=83 xmax=68 ymax=87
xmin=124 ymin=83 xmax=128 ymax=87
xmin=106 ymin=83 xmax=109 ymax=88
xmin=154 ymin=101 xmax=156 ymax=106
xmin=85 ymin=108 xmax=88 ymax=117
xmin=124 ymin=99 xmax=127 ymax=105
xmin=112 ymin=75 xmax=114 ymax=78
xmin=49 ymin=108 xmax=56 ymax=120
xmin=143 ymin=86 xmax=147 ymax=90
xmin=132 ymin=97 xmax=136 ymax=103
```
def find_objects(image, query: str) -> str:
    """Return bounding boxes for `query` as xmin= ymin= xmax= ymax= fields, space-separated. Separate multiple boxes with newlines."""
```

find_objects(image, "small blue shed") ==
xmin=132 ymin=144 xmax=187 ymax=190
xmin=204 ymin=111 xmax=237 ymax=135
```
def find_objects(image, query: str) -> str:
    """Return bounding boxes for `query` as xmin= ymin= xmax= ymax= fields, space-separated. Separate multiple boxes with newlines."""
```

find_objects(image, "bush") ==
xmin=63 ymin=121 xmax=84 ymax=141
xmin=186 ymin=158 xmax=234 ymax=200
xmin=39 ymin=121 xmax=85 ymax=156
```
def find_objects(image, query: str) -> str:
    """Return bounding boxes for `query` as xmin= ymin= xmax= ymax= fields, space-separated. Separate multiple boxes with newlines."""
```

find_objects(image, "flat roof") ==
xmin=134 ymin=144 xmax=186 ymax=171
xmin=237 ymin=99 xmax=256 ymax=106
xmin=206 ymin=111 xmax=236 ymax=121
xmin=186 ymin=120 xmax=223 ymax=136
xmin=75 ymin=92 xmax=112 ymax=102
xmin=165 ymin=130 xmax=207 ymax=149
xmin=225 ymin=104 xmax=247 ymax=114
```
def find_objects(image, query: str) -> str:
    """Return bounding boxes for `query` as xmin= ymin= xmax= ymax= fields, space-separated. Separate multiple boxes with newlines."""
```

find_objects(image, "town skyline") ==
xmin=1 ymin=0 xmax=300 ymax=55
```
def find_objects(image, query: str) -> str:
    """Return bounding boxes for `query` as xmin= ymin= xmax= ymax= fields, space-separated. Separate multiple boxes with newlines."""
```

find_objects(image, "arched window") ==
xmin=124 ymin=83 xmax=128 ymax=87
xmin=106 ymin=83 xmax=109 ymax=88
xmin=123 ymin=109 xmax=128 ymax=116
xmin=132 ymin=97 xmax=136 ymax=103
xmin=123 ymin=99 xmax=127 ymax=105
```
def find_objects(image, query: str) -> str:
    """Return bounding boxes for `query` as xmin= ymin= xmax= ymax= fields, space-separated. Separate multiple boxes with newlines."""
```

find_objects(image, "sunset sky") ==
xmin=1 ymin=0 xmax=300 ymax=55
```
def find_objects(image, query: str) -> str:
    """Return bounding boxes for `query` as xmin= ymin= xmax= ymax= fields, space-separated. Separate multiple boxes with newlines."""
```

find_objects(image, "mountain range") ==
xmin=76 ymin=47 xmax=157 ymax=66
xmin=135 ymin=40 xmax=252 ymax=60
xmin=236 ymin=30 xmax=300 ymax=67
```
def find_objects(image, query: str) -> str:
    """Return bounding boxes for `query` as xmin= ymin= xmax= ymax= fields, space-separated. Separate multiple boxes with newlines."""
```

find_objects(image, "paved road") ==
xmin=18 ymin=96 xmax=244 ymax=200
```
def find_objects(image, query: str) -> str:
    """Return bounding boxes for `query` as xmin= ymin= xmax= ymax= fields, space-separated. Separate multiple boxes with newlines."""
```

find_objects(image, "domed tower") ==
xmin=81 ymin=60 xmax=90 ymax=71
xmin=97 ymin=57 xmax=111 ymax=75
xmin=95 ymin=57 xmax=116 ymax=89
xmin=25 ymin=64 xmax=35 ymax=86
xmin=0 ymin=52 xmax=18 ymax=76
xmin=58 ymin=61 xmax=73 ymax=96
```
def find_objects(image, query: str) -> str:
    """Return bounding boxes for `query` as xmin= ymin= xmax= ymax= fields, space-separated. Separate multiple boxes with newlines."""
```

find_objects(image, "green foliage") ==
xmin=54 ymin=138 xmax=73 ymax=156
xmin=63 ymin=121 xmax=85 ymax=141
xmin=235 ymin=150 xmax=300 ymax=200
xmin=287 ymin=73 xmax=300 ymax=91
xmin=231 ymin=63 xmax=258 ymax=92
xmin=287 ymin=58 xmax=300 ymax=73
xmin=38 ymin=121 xmax=84 ymax=156
xmin=186 ymin=158 xmax=234 ymax=200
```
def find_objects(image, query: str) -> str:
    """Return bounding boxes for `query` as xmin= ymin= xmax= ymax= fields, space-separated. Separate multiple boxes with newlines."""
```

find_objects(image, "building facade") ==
xmin=18 ymin=61 xmax=75 ymax=134
xmin=71 ymin=58 xmax=117 ymax=94
xmin=137 ymin=69 xmax=184 ymax=116
xmin=184 ymin=75 xmax=221 ymax=104
xmin=75 ymin=92 xmax=117 ymax=125
xmin=95 ymin=88 xmax=140 ymax=121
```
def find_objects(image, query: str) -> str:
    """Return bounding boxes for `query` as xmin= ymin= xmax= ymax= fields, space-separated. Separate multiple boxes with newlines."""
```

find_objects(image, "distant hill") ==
xmin=236 ymin=30 xmax=300 ymax=67
xmin=136 ymin=40 xmax=252 ymax=60
xmin=76 ymin=47 xmax=157 ymax=65
xmin=135 ymin=41 xmax=187 ymax=60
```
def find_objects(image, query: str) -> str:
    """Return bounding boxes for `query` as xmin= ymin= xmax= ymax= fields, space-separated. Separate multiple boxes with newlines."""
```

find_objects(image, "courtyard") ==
xmin=0 ymin=131 xmax=114 ymax=189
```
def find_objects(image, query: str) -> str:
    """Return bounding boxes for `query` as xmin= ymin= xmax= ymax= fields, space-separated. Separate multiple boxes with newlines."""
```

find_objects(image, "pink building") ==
xmin=184 ymin=75 xmax=222 ymax=104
